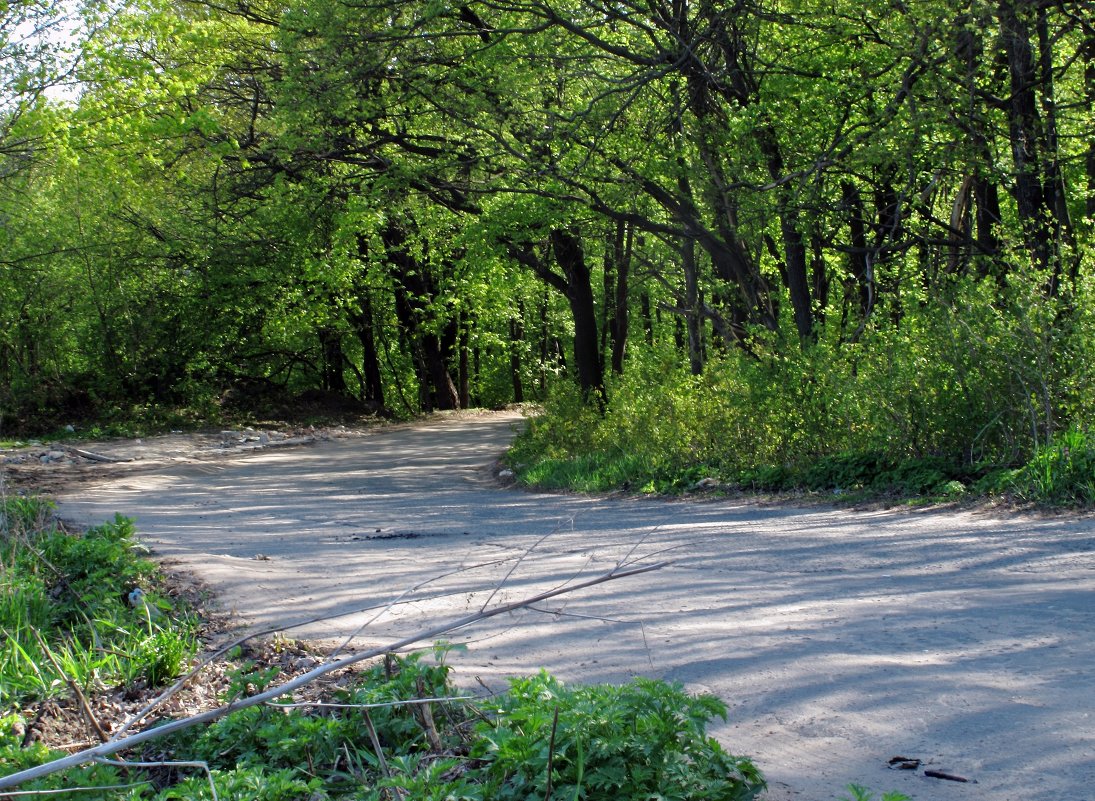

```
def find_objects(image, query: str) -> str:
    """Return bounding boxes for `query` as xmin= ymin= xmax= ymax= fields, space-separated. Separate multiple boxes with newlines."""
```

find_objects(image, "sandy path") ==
xmin=50 ymin=411 xmax=1095 ymax=801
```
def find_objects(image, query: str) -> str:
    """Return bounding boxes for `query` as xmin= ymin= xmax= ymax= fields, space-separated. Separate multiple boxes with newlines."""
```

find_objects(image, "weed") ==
xmin=475 ymin=671 xmax=765 ymax=801
xmin=839 ymin=784 xmax=910 ymax=801
xmin=1013 ymin=429 xmax=1095 ymax=505
xmin=1 ymin=503 xmax=197 ymax=708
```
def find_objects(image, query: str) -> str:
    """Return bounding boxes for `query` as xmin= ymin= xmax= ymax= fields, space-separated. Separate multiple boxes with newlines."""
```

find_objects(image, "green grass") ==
xmin=1 ymin=497 xmax=198 ymax=708
xmin=509 ymin=438 xmax=1090 ymax=507
xmin=1011 ymin=429 xmax=1095 ymax=505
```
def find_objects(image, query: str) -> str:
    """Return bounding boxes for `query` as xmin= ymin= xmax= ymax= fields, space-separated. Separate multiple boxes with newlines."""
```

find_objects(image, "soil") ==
xmin=4 ymin=411 xmax=1095 ymax=801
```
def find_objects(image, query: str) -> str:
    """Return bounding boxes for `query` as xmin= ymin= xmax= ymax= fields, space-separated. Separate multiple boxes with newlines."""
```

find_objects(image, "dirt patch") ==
xmin=1 ymin=425 xmax=364 ymax=497
xmin=16 ymin=633 xmax=361 ymax=757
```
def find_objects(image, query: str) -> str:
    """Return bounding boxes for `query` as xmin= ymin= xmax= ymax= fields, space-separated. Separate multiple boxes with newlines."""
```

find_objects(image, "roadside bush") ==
xmin=142 ymin=655 xmax=764 ymax=801
xmin=1012 ymin=429 xmax=1095 ymax=505
xmin=475 ymin=671 xmax=765 ymax=801
xmin=511 ymin=271 xmax=1095 ymax=505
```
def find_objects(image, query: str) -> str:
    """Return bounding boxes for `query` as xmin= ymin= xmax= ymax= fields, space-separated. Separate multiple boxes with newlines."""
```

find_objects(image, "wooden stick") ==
xmin=111 ymin=559 xmax=512 ymax=741
xmin=0 ymin=560 xmax=668 ymax=790
xmin=62 ymin=447 xmax=132 ymax=464
xmin=544 ymin=706 xmax=560 ymax=801
xmin=30 ymin=630 xmax=108 ymax=744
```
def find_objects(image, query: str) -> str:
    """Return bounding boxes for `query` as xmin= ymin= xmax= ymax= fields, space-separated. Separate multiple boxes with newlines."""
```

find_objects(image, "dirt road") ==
xmin=40 ymin=411 xmax=1095 ymax=801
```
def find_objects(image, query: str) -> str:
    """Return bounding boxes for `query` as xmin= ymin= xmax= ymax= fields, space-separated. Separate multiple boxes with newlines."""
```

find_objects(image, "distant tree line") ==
xmin=1 ymin=0 xmax=1092 ymax=462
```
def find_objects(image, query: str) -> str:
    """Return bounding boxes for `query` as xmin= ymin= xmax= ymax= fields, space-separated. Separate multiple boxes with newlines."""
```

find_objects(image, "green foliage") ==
xmin=475 ymin=672 xmax=765 ymax=801
xmin=1 ymin=502 xmax=197 ymax=707
xmin=142 ymin=654 xmax=763 ymax=801
xmin=0 ymin=734 xmax=143 ymax=799
xmin=513 ymin=269 xmax=1095 ymax=506
xmin=839 ymin=785 xmax=910 ymax=801
xmin=508 ymin=383 xmax=602 ymax=465
xmin=157 ymin=767 xmax=322 ymax=801
xmin=1013 ymin=429 xmax=1095 ymax=505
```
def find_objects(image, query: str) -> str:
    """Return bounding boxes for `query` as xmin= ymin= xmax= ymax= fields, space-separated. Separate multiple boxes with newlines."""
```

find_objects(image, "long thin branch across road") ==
xmin=0 ymin=559 xmax=667 ymax=792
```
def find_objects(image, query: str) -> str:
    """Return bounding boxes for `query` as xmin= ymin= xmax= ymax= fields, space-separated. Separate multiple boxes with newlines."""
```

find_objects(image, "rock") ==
xmin=258 ymin=432 xmax=270 ymax=445
xmin=63 ymin=424 xmax=75 ymax=433
xmin=47 ymin=450 xmax=66 ymax=461
xmin=498 ymin=469 xmax=515 ymax=480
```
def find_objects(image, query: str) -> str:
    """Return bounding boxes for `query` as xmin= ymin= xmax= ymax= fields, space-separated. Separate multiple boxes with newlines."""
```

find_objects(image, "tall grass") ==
xmin=1 ymin=497 xmax=197 ymax=708
xmin=1013 ymin=429 xmax=1095 ymax=505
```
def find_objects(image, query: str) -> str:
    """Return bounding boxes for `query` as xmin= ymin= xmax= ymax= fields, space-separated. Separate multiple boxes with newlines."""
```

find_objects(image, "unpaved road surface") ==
xmin=28 ymin=411 xmax=1095 ymax=800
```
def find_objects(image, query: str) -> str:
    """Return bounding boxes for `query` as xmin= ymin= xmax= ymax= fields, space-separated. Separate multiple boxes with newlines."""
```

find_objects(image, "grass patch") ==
xmin=508 ymin=434 xmax=1064 ymax=506
xmin=1 ymin=497 xmax=199 ymax=708
xmin=1011 ymin=429 xmax=1095 ymax=505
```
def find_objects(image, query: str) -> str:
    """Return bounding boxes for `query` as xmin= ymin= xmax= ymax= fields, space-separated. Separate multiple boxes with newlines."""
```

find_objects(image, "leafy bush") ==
xmin=475 ymin=672 xmax=765 ymax=801
xmin=510 ymin=270 xmax=1095 ymax=507
xmin=151 ymin=654 xmax=763 ymax=801
xmin=157 ymin=767 xmax=322 ymax=801
xmin=1013 ymin=429 xmax=1095 ymax=505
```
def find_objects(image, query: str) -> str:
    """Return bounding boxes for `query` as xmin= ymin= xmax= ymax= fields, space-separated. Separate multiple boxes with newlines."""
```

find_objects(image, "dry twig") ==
xmin=0 ymin=559 xmax=668 ymax=791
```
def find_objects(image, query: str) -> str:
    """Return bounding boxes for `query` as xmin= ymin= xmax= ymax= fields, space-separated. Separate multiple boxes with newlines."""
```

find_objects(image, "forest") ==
xmin=2 ymin=0 xmax=1094 ymax=496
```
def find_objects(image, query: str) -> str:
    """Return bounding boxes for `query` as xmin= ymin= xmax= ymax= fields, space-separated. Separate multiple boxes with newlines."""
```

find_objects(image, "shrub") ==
xmin=1013 ymin=429 xmax=1095 ymax=505
xmin=475 ymin=671 xmax=765 ymax=801
xmin=1 ymin=503 xmax=197 ymax=707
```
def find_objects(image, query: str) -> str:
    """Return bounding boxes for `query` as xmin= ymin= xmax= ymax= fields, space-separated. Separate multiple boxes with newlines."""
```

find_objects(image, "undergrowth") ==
xmin=508 ymin=373 xmax=1095 ymax=507
xmin=0 ymin=497 xmax=199 ymax=708
xmin=2 ymin=650 xmax=768 ymax=801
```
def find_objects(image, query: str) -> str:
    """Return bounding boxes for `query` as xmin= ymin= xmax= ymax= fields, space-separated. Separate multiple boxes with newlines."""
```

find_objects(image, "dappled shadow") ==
xmin=55 ymin=412 xmax=1095 ymax=801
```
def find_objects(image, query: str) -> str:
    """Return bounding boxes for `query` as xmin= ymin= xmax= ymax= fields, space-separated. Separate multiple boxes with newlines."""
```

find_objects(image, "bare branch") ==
xmin=0 ymin=559 xmax=668 ymax=791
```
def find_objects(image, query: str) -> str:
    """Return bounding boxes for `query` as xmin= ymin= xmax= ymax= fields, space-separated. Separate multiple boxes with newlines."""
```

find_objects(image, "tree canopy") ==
xmin=2 ymin=0 xmax=1093 ymax=475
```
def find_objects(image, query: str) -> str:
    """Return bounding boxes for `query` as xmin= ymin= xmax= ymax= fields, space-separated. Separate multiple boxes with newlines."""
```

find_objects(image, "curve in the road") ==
xmin=55 ymin=411 xmax=1095 ymax=801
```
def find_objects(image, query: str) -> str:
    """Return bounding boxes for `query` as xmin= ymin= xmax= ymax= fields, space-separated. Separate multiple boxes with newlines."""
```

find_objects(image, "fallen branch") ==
xmin=62 ymin=447 xmax=132 ymax=464
xmin=0 ymin=559 xmax=668 ymax=791
xmin=29 ymin=630 xmax=108 ymax=744
xmin=112 ymin=557 xmax=516 ymax=740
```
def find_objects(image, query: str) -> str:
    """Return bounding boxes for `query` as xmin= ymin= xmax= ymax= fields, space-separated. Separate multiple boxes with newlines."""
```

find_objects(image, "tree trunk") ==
xmin=611 ymin=221 xmax=632 ymax=374
xmin=998 ymin=0 xmax=1052 ymax=269
xmin=510 ymin=312 xmax=524 ymax=403
xmin=317 ymin=328 xmax=348 ymax=395
xmin=640 ymin=291 xmax=654 ymax=346
xmin=1035 ymin=5 xmax=1077 ymax=286
xmin=383 ymin=223 xmax=459 ymax=411
xmin=1086 ymin=32 xmax=1095 ymax=222
xmin=601 ymin=227 xmax=615 ymax=364
xmin=457 ymin=312 xmax=470 ymax=410
xmin=842 ymin=181 xmax=873 ymax=320
xmin=348 ymin=288 xmax=385 ymax=408
xmin=757 ymin=124 xmax=813 ymax=343
xmin=682 ymin=234 xmax=703 ymax=375
xmin=550 ymin=228 xmax=604 ymax=403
